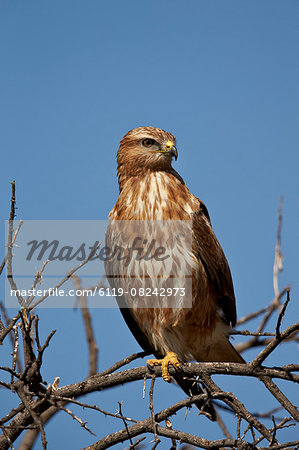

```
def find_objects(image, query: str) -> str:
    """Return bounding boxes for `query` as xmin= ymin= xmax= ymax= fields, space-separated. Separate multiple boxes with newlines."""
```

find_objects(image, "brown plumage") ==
xmin=105 ymin=126 xmax=244 ymax=419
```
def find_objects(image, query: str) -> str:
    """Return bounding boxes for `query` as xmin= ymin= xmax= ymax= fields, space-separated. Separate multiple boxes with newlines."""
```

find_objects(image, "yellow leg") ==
xmin=147 ymin=352 xmax=181 ymax=382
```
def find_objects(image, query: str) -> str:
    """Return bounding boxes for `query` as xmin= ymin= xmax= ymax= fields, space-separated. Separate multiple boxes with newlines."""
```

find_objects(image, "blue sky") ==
xmin=1 ymin=1 xmax=298 ymax=448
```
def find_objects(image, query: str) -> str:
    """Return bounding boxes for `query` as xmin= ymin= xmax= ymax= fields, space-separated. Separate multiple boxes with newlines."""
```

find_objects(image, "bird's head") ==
xmin=117 ymin=127 xmax=178 ymax=177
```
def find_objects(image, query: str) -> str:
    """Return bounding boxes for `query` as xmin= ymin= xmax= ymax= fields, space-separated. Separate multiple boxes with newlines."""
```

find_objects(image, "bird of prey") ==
xmin=105 ymin=126 xmax=244 ymax=418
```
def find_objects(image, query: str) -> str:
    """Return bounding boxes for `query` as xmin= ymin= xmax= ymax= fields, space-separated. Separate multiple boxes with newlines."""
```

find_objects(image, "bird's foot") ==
xmin=147 ymin=352 xmax=181 ymax=382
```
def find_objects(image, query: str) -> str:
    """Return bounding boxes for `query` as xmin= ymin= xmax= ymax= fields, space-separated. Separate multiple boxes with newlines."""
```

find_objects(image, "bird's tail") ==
xmin=197 ymin=339 xmax=245 ymax=364
xmin=224 ymin=340 xmax=246 ymax=364
xmin=173 ymin=341 xmax=245 ymax=420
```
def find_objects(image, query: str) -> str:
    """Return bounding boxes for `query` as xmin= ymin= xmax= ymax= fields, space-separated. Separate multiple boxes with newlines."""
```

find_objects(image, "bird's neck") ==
xmin=117 ymin=166 xmax=149 ymax=194
xmin=111 ymin=170 xmax=196 ymax=221
xmin=117 ymin=163 xmax=185 ymax=194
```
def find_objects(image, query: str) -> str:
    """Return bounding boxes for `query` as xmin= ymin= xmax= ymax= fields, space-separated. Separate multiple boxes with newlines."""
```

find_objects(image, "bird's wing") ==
xmin=192 ymin=201 xmax=237 ymax=327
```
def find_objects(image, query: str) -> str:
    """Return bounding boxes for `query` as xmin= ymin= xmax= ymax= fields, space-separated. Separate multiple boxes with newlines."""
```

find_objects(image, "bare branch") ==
xmin=273 ymin=196 xmax=283 ymax=299
xmin=97 ymin=351 xmax=149 ymax=377
xmin=249 ymin=321 xmax=299 ymax=368
xmin=26 ymin=260 xmax=50 ymax=306
xmin=118 ymin=401 xmax=133 ymax=447
xmin=0 ymin=180 xmax=17 ymax=277
xmin=6 ymin=219 xmax=25 ymax=307
xmin=201 ymin=374 xmax=276 ymax=444
xmin=149 ymin=376 xmax=160 ymax=447
xmin=260 ymin=376 xmax=299 ymax=421
xmin=235 ymin=286 xmax=292 ymax=354
xmin=10 ymin=324 xmax=20 ymax=384
xmin=276 ymin=287 xmax=290 ymax=339
xmin=0 ymin=303 xmax=22 ymax=372
xmin=0 ymin=312 xmax=21 ymax=345
xmin=17 ymin=406 xmax=57 ymax=450
xmin=51 ymin=396 xmax=138 ymax=423
xmin=16 ymin=387 xmax=47 ymax=450
xmin=253 ymin=417 xmax=296 ymax=445
xmin=237 ymin=306 xmax=269 ymax=326
xmin=214 ymin=410 xmax=232 ymax=439
xmin=52 ymin=403 xmax=96 ymax=436
xmin=72 ymin=275 xmax=98 ymax=376
xmin=0 ymin=424 xmax=15 ymax=450
xmin=232 ymin=330 xmax=276 ymax=337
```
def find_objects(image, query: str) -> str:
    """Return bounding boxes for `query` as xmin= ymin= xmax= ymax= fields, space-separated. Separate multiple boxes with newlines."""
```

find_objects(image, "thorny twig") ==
xmin=50 ymin=396 xmax=138 ymax=423
xmin=49 ymin=401 xmax=96 ymax=436
xmin=118 ymin=402 xmax=133 ymax=447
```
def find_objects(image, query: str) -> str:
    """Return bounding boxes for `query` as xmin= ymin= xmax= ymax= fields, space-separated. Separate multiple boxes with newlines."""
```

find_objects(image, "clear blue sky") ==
xmin=1 ymin=1 xmax=298 ymax=447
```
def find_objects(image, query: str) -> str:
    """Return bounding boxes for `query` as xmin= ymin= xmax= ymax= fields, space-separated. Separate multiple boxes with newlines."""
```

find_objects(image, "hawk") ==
xmin=105 ymin=127 xmax=244 ymax=418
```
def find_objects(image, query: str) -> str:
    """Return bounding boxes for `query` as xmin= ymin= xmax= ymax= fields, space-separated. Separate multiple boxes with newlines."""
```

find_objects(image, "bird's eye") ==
xmin=142 ymin=138 xmax=155 ymax=148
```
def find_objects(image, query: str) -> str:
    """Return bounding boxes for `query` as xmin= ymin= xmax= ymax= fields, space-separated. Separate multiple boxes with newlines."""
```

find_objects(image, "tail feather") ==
xmin=198 ymin=339 xmax=245 ymax=364
xmin=225 ymin=341 xmax=246 ymax=364
xmin=173 ymin=340 xmax=245 ymax=420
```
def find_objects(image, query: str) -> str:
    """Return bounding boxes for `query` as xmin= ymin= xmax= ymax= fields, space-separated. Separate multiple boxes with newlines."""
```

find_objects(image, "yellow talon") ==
xmin=147 ymin=352 xmax=181 ymax=382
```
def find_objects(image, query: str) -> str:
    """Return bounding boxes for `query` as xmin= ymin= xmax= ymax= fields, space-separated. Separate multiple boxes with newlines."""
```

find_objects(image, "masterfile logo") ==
xmin=5 ymin=220 xmax=192 ymax=309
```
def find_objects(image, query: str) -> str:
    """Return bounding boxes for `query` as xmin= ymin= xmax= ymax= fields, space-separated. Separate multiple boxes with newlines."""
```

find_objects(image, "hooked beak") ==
xmin=149 ymin=140 xmax=178 ymax=160
xmin=164 ymin=140 xmax=178 ymax=160
xmin=169 ymin=145 xmax=178 ymax=160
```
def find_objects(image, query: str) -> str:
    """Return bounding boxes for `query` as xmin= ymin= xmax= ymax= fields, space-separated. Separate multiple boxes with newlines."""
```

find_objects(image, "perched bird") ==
xmin=105 ymin=126 xmax=244 ymax=419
